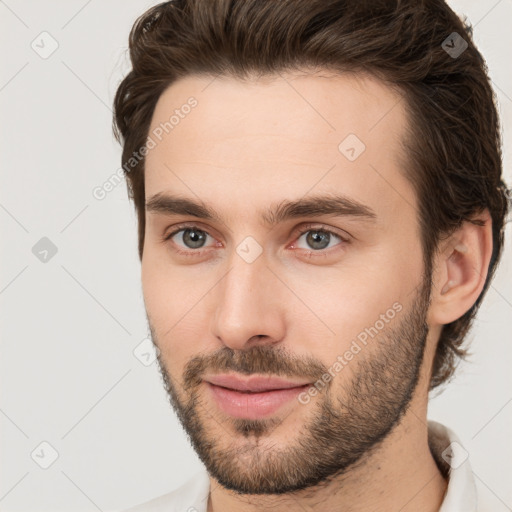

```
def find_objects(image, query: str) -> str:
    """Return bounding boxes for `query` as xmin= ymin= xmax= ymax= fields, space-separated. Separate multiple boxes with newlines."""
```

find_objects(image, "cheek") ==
xmin=286 ymin=256 xmax=418 ymax=354
xmin=141 ymin=244 xmax=202 ymax=323
xmin=142 ymin=250 xmax=216 ymax=373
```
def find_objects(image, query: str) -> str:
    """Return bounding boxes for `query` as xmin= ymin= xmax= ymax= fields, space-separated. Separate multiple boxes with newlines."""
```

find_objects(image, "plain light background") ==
xmin=0 ymin=1 xmax=511 ymax=510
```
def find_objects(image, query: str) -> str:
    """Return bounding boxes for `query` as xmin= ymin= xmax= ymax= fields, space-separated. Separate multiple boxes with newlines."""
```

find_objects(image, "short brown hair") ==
xmin=113 ymin=0 xmax=509 ymax=389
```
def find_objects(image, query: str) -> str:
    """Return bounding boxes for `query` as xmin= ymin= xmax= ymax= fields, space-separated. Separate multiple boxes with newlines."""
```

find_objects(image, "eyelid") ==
xmin=290 ymin=223 xmax=351 ymax=245
xmin=163 ymin=222 xmax=218 ymax=241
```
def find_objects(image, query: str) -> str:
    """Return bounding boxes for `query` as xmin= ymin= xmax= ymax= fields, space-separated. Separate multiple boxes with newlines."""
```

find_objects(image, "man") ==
xmin=113 ymin=0 xmax=509 ymax=510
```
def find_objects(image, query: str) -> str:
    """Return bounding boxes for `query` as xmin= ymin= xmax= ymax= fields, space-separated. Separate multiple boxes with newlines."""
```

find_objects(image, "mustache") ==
xmin=181 ymin=344 xmax=329 ymax=392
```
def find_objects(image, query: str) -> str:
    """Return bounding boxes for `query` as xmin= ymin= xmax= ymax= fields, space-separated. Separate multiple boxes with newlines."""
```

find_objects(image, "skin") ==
xmin=141 ymin=71 xmax=493 ymax=512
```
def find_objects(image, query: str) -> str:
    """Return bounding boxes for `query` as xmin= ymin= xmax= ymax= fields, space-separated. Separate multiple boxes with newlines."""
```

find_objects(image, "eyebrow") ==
xmin=145 ymin=192 xmax=377 ymax=227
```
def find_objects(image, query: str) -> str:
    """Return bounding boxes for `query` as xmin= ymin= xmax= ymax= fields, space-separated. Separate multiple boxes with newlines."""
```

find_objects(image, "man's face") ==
xmin=142 ymin=72 xmax=431 ymax=493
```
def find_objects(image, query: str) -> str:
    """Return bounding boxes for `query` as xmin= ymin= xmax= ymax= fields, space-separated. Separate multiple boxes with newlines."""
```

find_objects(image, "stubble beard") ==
xmin=150 ymin=280 xmax=431 ymax=495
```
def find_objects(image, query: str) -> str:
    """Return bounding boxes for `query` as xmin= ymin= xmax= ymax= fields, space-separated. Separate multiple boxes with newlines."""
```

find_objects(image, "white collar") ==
xmin=428 ymin=420 xmax=477 ymax=511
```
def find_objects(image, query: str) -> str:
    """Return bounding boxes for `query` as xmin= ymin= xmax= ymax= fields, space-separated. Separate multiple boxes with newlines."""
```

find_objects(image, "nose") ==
xmin=210 ymin=250 xmax=286 ymax=351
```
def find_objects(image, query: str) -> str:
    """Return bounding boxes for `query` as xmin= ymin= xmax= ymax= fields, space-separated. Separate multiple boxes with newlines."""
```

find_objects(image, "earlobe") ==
xmin=429 ymin=211 xmax=493 ymax=325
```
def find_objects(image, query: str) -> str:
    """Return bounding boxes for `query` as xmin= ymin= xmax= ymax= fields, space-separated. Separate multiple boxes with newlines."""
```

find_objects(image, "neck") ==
xmin=207 ymin=400 xmax=447 ymax=512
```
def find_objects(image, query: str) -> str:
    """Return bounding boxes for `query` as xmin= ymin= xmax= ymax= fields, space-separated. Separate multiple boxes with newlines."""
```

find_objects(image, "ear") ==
xmin=428 ymin=210 xmax=493 ymax=326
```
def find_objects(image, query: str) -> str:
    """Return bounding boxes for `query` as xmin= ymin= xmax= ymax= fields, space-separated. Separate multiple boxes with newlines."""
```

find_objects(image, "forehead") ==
xmin=144 ymin=71 xmax=416 ymax=226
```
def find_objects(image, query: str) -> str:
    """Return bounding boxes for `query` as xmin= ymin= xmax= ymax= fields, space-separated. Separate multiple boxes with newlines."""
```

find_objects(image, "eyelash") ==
xmin=162 ymin=223 xmax=350 ymax=259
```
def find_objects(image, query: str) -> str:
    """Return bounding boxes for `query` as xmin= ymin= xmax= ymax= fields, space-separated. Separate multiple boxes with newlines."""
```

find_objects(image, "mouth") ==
xmin=204 ymin=373 xmax=312 ymax=393
xmin=204 ymin=374 xmax=312 ymax=420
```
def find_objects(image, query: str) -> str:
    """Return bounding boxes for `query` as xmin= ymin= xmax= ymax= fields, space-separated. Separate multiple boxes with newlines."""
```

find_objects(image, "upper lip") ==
xmin=204 ymin=373 xmax=312 ymax=392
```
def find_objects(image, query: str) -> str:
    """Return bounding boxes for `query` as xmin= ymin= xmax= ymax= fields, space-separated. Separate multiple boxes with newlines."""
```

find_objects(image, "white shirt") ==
xmin=122 ymin=421 xmax=479 ymax=512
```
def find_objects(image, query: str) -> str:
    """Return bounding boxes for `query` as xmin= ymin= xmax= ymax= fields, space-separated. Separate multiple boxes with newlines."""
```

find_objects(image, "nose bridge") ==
xmin=211 ymin=246 xmax=285 ymax=349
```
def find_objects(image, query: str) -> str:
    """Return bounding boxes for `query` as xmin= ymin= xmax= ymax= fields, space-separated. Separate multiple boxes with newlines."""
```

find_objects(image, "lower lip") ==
xmin=206 ymin=382 xmax=310 ymax=420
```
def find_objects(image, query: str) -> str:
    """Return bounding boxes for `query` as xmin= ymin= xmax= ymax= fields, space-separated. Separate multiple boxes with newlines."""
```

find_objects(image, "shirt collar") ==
xmin=428 ymin=420 xmax=477 ymax=511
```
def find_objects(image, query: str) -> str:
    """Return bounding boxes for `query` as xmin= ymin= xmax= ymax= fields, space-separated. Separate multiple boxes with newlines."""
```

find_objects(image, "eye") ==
xmin=294 ymin=226 xmax=346 ymax=252
xmin=164 ymin=226 xmax=216 ymax=252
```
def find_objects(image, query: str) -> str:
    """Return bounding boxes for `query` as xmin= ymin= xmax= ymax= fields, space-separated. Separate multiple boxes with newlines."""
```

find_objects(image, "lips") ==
xmin=205 ymin=374 xmax=313 ymax=419
xmin=204 ymin=373 xmax=312 ymax=393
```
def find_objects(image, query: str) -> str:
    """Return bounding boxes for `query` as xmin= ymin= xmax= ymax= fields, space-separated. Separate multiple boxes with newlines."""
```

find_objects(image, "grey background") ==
xmin=1 ymin=0 xmax=511 ymax=510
